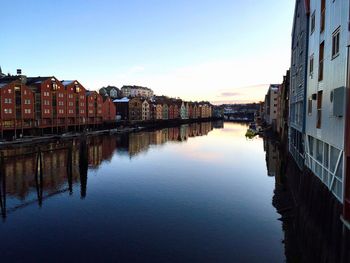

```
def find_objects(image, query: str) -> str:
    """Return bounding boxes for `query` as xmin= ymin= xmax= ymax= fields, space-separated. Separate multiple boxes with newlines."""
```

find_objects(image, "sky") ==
xmin=0 ymin=0 xmax=295 ymax=104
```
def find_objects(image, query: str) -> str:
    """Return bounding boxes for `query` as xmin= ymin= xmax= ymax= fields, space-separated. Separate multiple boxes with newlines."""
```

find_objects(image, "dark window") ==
xmin=319 ymin=42 xmax=325 ymax=81
xmin=308 ymin=97 xmax=312 ymax=115
xmin=317 ymin=91 xmax=323 ymax=129
xmin=332 ymin=27 xmax=340 ymax=58
xmin=311 ymin=11 xmax=316 ymax=33
xmin=310 ymin=55 xmax=314 ymax=75
xmin=320 ymin=0 xmax=326 ymax=33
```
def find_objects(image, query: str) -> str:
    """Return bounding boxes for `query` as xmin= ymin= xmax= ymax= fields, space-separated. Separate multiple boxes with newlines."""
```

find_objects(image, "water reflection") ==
xmin=0 ymin=122 xmax=217 ymax=219
xmin=264 ymin=137 xmax=350 ymax=263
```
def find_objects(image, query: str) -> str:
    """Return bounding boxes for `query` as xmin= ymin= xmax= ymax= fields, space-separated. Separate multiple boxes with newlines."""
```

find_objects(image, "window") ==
xmin=317 ymin=90 xmax=323 ymax=129
xmin=319 ymin=42 xmax=325 ymax=81
xmin=309 ymin=55 xmax=314 ymax=76
xmin=320 ymin=0 xmax=326 ymax=33
xmin=308 ymin=98 xmax=312 ymax=115
xmin=332 ymin=27 xmax=340 ymax=58
xmin=311 ymin=11 xmax=316 ymax=33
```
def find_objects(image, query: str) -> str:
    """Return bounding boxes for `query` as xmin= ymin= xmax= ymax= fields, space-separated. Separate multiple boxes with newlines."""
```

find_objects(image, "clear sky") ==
xmin=0 ymin=0 xmax=295 ymax=104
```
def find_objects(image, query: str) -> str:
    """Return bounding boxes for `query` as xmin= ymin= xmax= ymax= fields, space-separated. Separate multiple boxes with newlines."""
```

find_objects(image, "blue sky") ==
xmin=1 ymin=0 xmax=295 ymax=103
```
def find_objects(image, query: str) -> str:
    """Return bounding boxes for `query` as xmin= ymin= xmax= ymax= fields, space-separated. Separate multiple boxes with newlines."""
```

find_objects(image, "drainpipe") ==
xmin=343 ymin=6 xmax=350 ymax=226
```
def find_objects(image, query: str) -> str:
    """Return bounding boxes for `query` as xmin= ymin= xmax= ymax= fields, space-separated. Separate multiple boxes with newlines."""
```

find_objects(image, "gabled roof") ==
xmin=86 ymin=90 xmax=98 ymax=96
xmin=61 ymin=80 xmax=74 ymax=86
xmin=0 ymin=76 xmax=20 ymax=85
xmin=26 ymin=76 xmax=54 ymax=85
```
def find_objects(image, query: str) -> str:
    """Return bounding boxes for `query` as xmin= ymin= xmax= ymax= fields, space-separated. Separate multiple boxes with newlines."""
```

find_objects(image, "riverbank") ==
xmin=271 ymin=139 xmax=350 ymax=262
xmin=0 ymin=117 xmax=222 ymax=148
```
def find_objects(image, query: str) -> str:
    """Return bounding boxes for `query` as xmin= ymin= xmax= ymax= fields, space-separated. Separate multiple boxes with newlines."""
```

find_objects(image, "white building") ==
xmin=264 ymin=85 xmax=279 ymax=131
xmin=121 ymin=85 xmax=154 ymax=98
xmin=305 ymin=0 xmax=348 ymax=202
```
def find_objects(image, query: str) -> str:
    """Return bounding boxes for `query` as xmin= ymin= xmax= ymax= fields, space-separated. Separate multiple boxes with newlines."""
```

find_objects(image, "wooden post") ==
xmin=35 ymin=148 xmax=43 ymax=207
xmin=67 ymin=144 xmax=73 ymax=195
xmin=79 ymin=137 xmax=88 ymax=199
xmin=0 ymin=152 xmax=6 ymax=220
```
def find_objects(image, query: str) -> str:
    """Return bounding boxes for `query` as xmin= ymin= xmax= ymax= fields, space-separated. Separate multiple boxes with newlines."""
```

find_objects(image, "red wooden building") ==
xmin=0 ymin=75 xmax=116 ymax=138
xmin=0 ymin=77 xmax=35 ymax=136
xmin=102 ymin=97 xmax=116 ymax=122
xmin=86 ymin=91 xmax=103 ymax=126
xmin=26 ymin=76 xmax=66 ymax=132
xmin=61 ymin=80 xmax=87 ymax=128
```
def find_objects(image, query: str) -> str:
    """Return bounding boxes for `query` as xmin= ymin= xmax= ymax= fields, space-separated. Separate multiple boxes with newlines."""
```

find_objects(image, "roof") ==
xmin=26 ymin=76 xmax=53 ymax=85
xmin=61 ymin=80 xmax=74 ymax=86
xmin=86 ymin=90 xmax=96 ymax=96
xmin=269 ymin=84 xmax=279 ymax=90
xmin=0 ymin=76 xmax=20 ymax=85
xmin=113 ymin=97 xmax=129 ymax=103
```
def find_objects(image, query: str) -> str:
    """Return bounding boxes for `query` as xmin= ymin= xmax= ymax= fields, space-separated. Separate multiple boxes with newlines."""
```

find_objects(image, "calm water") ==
xmin=0 ymin=122 xmax=334 ymax=262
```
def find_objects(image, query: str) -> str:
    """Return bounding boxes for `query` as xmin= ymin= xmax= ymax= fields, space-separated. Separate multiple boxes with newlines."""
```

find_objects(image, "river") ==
xmin=0 ymin=122 xmax=348 ymax=262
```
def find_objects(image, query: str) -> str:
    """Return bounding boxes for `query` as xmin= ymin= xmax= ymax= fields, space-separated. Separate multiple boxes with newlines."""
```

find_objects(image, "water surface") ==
xmin=0 ymin=122 xmax=285 ymax=262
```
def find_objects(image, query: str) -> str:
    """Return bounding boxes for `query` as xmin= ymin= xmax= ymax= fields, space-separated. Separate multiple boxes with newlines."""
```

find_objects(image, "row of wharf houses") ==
xmin=0 ymin=74 xmax=116 ymax=136
xmin=0 ymin=71 xmax=213 ymax=137
xmin=113 ymin=96 xmax=212 ymax=122
xmin=99 ymin=85 xmax=213 ymax=121
xmin=259 ymin=0 xmax=350 ymax=227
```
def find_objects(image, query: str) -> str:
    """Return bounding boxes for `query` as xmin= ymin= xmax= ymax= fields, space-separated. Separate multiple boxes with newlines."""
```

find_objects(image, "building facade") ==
xmin=289 ymin=0 xmax=310 ymax=169
xmin=264 ymin=85 xmax=279 ymax=131
xmin=61 ymin=80 xmax=87 ymax=127
xmin=155 ymin=104 xmax=163 ymax=120
xmin=0 ymin=77 xmax=35 ymax=135
xmin=305 ymin=0 xmax=348 ymax=202
xmin=121 ymin=85 xmax=154 ymax=98
xmin=99 ymin=86 xmax=120 ymax=99
xmin=141 ymin=99 xmax=150 ymax=121
xmin=162 ymin=103 xmax=168 ymax=120
xmin=113 ymin=97 xmax=129 ymax=121
xmin=129 ymin=97 xmax=142 ymax=121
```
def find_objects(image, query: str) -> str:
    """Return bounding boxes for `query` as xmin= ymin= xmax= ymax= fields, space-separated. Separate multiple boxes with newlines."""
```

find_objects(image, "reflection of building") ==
xmin=0 ymin=122 xmax=217 ymax=218
xmin=269 ymin=136 xmax=350 ymax=263
xmin=264 ymin=139 xmax=278 ymax=177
